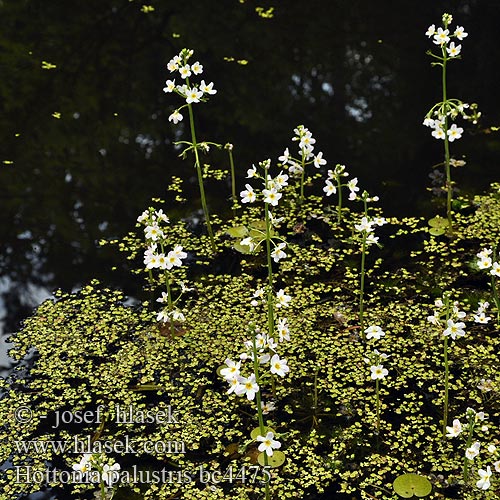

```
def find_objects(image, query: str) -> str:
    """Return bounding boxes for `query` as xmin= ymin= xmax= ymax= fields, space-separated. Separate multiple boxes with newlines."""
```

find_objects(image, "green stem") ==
xmin=186 ymin=102 xmax=216 ymax=251
xmin=250 ymin=328 xmax=271 ymax=500
xmin=442 ymin=297 xmax=450 ymax=439
xmin=165 ymin=272 xmax=175 ymax=338
xmin=336 ymin=177 xmax=342 ymax=224
xmin=227 ymin=145 xmax=236 ymax=204
xmin=375 ymin=378 xmax=380 ymax=434
xmin=462 ymin=415 xmax=475 ymax=482
xmin=359 ymin=234 xmax=367 ymax=337
xmin=441 ymin=51 xmax=453 ymax=231
xmin=299 ymin=149 xmax=306 ymax=203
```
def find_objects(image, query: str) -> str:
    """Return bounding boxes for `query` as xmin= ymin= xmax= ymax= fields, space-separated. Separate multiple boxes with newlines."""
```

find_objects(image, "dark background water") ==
xmin=1 ymin=0 xmax=500 ymax=364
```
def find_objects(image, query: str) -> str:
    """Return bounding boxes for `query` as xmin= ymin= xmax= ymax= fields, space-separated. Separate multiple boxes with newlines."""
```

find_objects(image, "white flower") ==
xmin=313 ymin=152 xmax=327 ymax=168
xmin=172 ymin=245 xmax=187 ymax=259
xmin=487 ymin=444 xmax=497 ymax=454
xmin=355 ymin=217 xmax=373 ymax=233
xmin=220 ymin=358 xmax=241 ymax=380
xmin=432 ymin=126 xmax=446 ymax=140
xmin=347 ymin=178 xmax=359 ymax=200
xmin=323 ymin=179 xmax=337 ymax=196
xmin=274 ymin=171 xmax=289 ymax=189
xmin=168 ymin=110 xmax=183 ymax=124
xmin=433 ymin=27 xmax=450 ymax=45
xmin=166 ymin=250 xmax=183 ymax=269
xmin=185 ymin=88 xmax=203 ymax=104
xmin=454 ymin=26 xmax=468 ymax=40
xmin=256 ymin=431 xmax=281 ymax=457
xmin=288 ymin=161 xmax=303 ymax=176
xmin=270 ymin=354 xmax=289 ymax=377
xmin=490 ymin=261 xmax=500 ymax=277
xmin=365 ymin=325 xmax=385 ymax=340
xmin=474 ymin=312 xmax=491 ymax=324
xmin=494 ymin=461 xmax=500 ymax=473
xmin=477 ymin=256 xmax=492 ymax=269
xmin=101 ymin=463 xmax=121 ymax=487
xmin=262 ymin=188 xmax=282 ymax=206
xmin=477 ymin=248 xmax=492 ymax=259
xmin=145 ymin=224 xmax=164 ymax=241
xmin=191 ymin=61 xmax=203 ymax=74
xmin=200 ymin=80 xmax=216 ymax=94
xmin=163 ymin=79 xmax=176 ymax=93
xmin=179 ymin=65 xmax=192 ymax=79
xmin=423 ymin=117 xmax=435 ymax=127
xmin=370 ymin=365 xmax=388 ymax=380
xmin=155 ymin=209 xmax=169 ymax=223
xmin=271 ymin=242 xmax=287 ymax=262
xmin=276 ymin=289 xmax=291 ymax=308
xmin=476 ymin=466 xmax=491 ymax=490
xmin=365 ymin=233 xmax=379 ymax=246
xmin=446 ymin=42 xmax=462 ymax=57
xmin=446 ymin=419 xmax=463 ymax=438
xmin=235 ymin=374 xmax=259 ymax=400
xmin=72 ymin=454 xmax=93 ymax=474
xmin=435 ymin=298 xmax=444 ymax=308
xmin=278 ymin=148 xmax=290 ymax=164
xmin=226 ymin=376 xmax=243 ymax=395
xmin=261 ymin=401 xmax=276 ymax=414
xmin=240 ymin=236 xmax=256 ymax=252
xmin=156 ymin=292 xmax=169 ymax=304
xmin=240 ymin=184 xmax=256 ymax=203
xmin=443 ymin=319 xmax=466 ymax=340
xmin=167 ymin=55 xmax=180 ymax=72
xmin=246 ymin=165 xmax=257 ymax=178
xmin=465 ymin=441 xmax=480 ymax=460
xmin=447 ymin=123 xmax=463 ymax=142
xmin=172 ymin=309 xmax=185 ymax=322
xmin=373 ymin=217 xmax=386 ymax=226
xmin=427 ymin=312 xmax=440 ymax=325
xmin=276 ymin=318 xmax=290 ymax=342
xmin=425 ymin=24 xmax=436 ymax=37
xmin=137 ymin=210 xmax=150 ymax=224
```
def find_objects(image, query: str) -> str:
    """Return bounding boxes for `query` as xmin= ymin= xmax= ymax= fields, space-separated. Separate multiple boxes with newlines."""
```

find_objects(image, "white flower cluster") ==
xmin=473 ymin=300 xmax=491 ymax=324
xmin=163 ymin=48 xmax=217 ymax=124
xmin=354 ymin=215 xmax=386 ymax=246
xmin=239 ymin=160 xmax=290 ymax=261
xmin=137 ymin=208 xmax=189 ymax=323
xmin=278 ymin=125 xmax=326 ymax=176
xmin=427 ymin=297 xmax=467 ymax=340
xmin=363 ymin=345 xmax=389 ymax=381
xmin=323 ymin=164 xmax=360 ymax=200
xmin=477 ymin=248 xmax=500 ymax=276
xmin=72 ymin=453 xmax=121 ymax=488
xmin=446 ymin=408 xmax=499 ymax=490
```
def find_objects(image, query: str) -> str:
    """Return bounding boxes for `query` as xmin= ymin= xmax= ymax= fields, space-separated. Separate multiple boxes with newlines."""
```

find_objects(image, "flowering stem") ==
xmin=462 ymin=415 xmax=474 ymax=482
xmin=299 ymin=149 xmax=306 ymax=203
xmin=442 ymin=296 xmax=450 ymax=439
xmin=441 ymin=49 xmax=453 ymax=231
xmin=164 ymin=272 xmax=175 ymax=338
xmin=226 ymin=145 xmax=236 ymax=204
xmin=375 ymin=378 xmax=380 ymax=434
xmin=336 ymin=177 xmax=343 ymax=224
xmin=250 ymin=328 xmax=271 ymax=500
xmin=359 ymin=235 xmax=367 ymax=337
xmin=186 ymin=102 xmax=216 ymax=251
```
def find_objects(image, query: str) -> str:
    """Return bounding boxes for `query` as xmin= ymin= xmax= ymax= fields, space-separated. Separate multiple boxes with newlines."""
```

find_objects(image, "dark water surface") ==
xmin=1 ymin=0 xmax=500 ymax=369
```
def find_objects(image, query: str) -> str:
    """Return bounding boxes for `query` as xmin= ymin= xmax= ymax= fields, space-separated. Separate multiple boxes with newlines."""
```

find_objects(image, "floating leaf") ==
xmin=257 ymin=450 xmax=285 ymax=467
xmin=393 ymin=473 xmax=432 ymax=498
xmin=428 ymin=227 xmax=445 ymax=236
xmin=250 ymin=426 xmax=275 ymax=440
xmin=226 ymin=225 xmax=248 ymax=238
xmin=234 ymin=241 xmax=253 ymax=254
xmin=428 ymin=216 xmax=448 ymax=229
